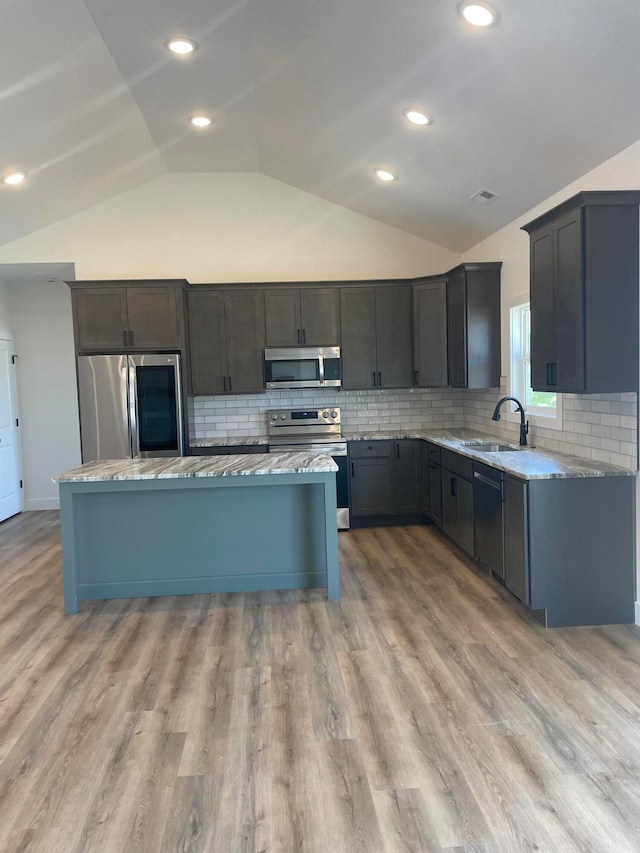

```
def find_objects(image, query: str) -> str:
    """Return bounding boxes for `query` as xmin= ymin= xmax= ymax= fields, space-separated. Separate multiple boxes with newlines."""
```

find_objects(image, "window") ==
xmin=509 ymin=298 xmax=562 ymax=428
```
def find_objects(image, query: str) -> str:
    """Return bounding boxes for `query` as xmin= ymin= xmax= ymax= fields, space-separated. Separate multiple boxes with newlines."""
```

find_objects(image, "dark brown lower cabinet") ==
xmin=349 ymin=440 xmax=394 ymax=517
xmin=349 ymin=439 xmax=422 ymax=519
xmin=441 ymin=467 xmax=474 ymax=556
xmin=394 ymin=440 xmax=422 ymax=513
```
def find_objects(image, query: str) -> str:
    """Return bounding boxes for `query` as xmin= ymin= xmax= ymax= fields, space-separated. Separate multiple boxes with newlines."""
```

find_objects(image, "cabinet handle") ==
xmin=351 ymin=462 xmax=355 ymax=478
xmin=123 ymin=330 xmax=128 ymax=347
xmin=396 ymin=443 xmax=400 ymax=460
xmin=551 ymin=363 xmax=557 ymax=387
xmin=546 ymin=363 xmax=552 ymax=386
xmin=372 ymin=371 xmax=377 ymax=387
xmin=414 ymin=370 xmax=419 ymax=385
xmin=302 ymin=328 xmax=306 ymax=344
xmin=223 ymin=376 xmax=227 ymax=392
xmin=378 ymin=371 xmax=382 ymax=387
xmin=450 ymin=477 xmax=457 ymax=497
xmin=129 ymin=330 xmax=135 ymax=348
xmin=228 ymin=376 xmax=232 ymax=392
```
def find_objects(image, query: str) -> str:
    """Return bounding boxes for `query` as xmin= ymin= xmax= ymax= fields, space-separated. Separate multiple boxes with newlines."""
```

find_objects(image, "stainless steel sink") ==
xmin=464 ymin=442 xmax=530 ymax=452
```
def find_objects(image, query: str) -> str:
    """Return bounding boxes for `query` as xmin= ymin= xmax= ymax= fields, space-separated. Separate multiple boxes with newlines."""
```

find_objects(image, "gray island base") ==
xmin=54 ymin=453 xmax=339 ymax=615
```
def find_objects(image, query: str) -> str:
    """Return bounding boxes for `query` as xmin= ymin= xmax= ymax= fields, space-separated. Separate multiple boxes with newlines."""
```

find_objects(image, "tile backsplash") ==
xmin=189 ymin=387 xmax=464 ymax=439
xmin=461 ymin=389 xmax=638 ymax=470
xmin=190 ymin=387 xmax=638 ymax=470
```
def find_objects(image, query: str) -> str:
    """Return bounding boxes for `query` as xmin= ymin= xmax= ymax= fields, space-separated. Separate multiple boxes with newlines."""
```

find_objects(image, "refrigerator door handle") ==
xmin=128 ymin=356 xmax=140 ymax=457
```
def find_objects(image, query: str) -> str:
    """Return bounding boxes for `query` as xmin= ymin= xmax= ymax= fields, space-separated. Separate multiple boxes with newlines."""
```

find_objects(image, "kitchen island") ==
xmin=54 ymin=453 xmax=339 ymax=614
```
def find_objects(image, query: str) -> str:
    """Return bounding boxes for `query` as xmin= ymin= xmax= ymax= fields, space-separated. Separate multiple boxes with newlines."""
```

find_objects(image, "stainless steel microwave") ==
xmin=264 ymin=346 xmax=342 ymax=390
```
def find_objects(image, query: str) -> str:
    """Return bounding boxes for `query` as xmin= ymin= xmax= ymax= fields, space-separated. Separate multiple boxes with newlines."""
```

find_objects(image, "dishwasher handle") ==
xmin=473 ymin=469 xmax=503 ymax=491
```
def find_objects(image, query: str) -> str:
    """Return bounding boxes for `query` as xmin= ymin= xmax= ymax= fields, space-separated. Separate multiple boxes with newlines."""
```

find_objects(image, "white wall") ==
xmin=0 ymin=278 xmax=12 ymax=339
xmin=6 ymin=280 xmax=80 ymax=510
xmin=0 ymin=172 xmax=460 ymax=280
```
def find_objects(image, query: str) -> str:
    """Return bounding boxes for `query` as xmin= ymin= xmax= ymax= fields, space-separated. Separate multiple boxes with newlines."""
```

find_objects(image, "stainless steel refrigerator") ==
xmin=76 ymin=353 xmax=184 ymax=463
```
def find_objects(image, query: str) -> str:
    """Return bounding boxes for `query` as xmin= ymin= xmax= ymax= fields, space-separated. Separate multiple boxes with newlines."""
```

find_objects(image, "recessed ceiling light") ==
xmin=3 ymin=171 xmax=26 ymax=185
xmin=190 ymin=115 xmax=212 ymax=128
xmin=375 ymin=169 xmax=397 ymax=182
xmin=461 ymin=3 xmax=495 ymax=26
xmin=404 ymin=109 xmax=431 ymax=126
xmin=166 ymin=37 xmax=197 ymax=55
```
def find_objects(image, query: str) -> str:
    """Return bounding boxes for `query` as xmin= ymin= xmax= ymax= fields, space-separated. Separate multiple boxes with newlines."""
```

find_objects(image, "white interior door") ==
xmin=0 ymin=339 xmax=22 ymax=521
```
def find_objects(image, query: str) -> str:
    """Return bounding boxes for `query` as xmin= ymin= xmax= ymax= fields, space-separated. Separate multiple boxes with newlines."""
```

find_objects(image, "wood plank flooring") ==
xmin=2 ymin=511 xmax=640 ymax=851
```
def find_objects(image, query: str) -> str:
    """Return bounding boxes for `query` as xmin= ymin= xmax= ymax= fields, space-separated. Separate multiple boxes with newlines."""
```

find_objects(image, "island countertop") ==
xmin=54 ymin=451 xmax=338 ymax=483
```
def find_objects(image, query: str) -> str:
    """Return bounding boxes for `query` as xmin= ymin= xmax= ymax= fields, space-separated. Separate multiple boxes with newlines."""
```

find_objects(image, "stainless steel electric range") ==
xmin=267 ymin=407 xmax=349 ymax=529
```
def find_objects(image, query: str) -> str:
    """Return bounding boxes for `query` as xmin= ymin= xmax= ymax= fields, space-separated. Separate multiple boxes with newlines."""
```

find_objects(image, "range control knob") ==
xmin=270 ymin=413 xmax=278 ymax=420
xmin=280 ymin=413 xmax=286 ymax=420
xmin=322 ymin=410 xmax=330 ymax=418
xmin=330 ymin=410 xmax=338 ymax=418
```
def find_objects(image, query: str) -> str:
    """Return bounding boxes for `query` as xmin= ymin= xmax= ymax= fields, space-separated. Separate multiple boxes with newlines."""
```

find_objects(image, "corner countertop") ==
xmin=343 ymin=428 xmax=636 ymax=480
xmin=54 ymin=452 xmax=338 ymax=483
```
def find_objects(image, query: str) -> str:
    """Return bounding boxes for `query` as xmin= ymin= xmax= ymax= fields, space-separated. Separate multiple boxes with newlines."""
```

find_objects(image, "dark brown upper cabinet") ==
xmin=447 ymin=263 xmax=501 ymax=389
xmin=187 ymin=287 xmax=265 ymax=396
xmin=264 ymin=287 xmax=339 ymax=346
xmin=340 ymin=284 xmax=412 ymax=390
xmin=70 ymin=280 xmax=186 ymax=353
xmin=522 ymin=191 xmax=640 ymax=393
xmin=413 ymin=278 xmax=448 ymax=387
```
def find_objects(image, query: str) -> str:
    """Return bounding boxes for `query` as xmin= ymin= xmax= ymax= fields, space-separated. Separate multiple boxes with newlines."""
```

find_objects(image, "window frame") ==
xmin=507 ymin=292 xmax=563 ymax=431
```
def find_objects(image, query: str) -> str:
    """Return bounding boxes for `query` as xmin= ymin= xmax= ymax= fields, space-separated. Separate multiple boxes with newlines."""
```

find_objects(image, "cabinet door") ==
xmin=224 ymin=291 xmax=266 ymax=394
xmin=442 ymin=469 xmax=459 ymax=542
xmin=187 ymin=290 xmax=226 ymax=395
xmin=457 ymin=477 xmax=474 ymax=556
xmin=264 ymin=289 xmax=301 ymax=346
xmin=442 ymin=470 xmax=474 ymax=555
xmin=553 ymin=209 xmax=584 ymax=391
xmin=447 ymin=272 xmax=467 ymax=388
xmin=428 ymin=463 xmax=442 ymax=526
xmin=504 ymin=475 xmax=529 ymax=604
xmin=529 ymin=226 xmax=555 ymax=391
xmin=350 ymin=458 xmax=394 ymax=516
xmin=73 ymin=288 xmax=129 ymax=351
xmin=413 ymin=280 xmax=448 ymax=387
xmin=340 ymin=288 xmax=377 ymax=389
xmin=299 ymin=288 xmax=339 ymax=345
xmin=422 ymin=443 xmax=430 ymax=515
xmin=375 ymin=285 xmax=413 ymax=388
xmin=126 ymin=288 xmax=182 ymax=350
xmin=394 ymin=440 xmax=422 ymax=514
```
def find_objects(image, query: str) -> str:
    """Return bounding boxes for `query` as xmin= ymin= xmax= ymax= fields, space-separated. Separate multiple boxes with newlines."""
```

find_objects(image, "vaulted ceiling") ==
xmin=2 ymin=0 xmax=640 ymax=252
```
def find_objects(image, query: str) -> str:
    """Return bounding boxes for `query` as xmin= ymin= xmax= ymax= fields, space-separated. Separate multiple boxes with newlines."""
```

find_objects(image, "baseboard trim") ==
xmin=635 ymin=601 xmax=640 ymax=626
xmin=26 ymin=497 xmax=60 ymax=511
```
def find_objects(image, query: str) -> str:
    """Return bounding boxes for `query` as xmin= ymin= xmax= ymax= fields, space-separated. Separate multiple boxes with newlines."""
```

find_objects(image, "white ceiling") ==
xmin=2 ymin=0 xmax=640 ymax=253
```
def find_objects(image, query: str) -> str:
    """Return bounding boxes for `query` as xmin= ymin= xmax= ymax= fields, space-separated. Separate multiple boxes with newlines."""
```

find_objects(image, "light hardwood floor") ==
xmin=2 ymin=511 xmax=640 ymax=852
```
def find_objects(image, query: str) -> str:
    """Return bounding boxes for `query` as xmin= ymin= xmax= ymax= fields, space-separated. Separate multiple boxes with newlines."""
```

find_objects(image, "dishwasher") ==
xmin=473 ymin=461 xmax=504 ymax=580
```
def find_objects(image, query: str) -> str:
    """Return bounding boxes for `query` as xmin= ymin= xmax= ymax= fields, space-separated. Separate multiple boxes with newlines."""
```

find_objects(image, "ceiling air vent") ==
xmin=470 ymin=188 xmax=500 ymax=205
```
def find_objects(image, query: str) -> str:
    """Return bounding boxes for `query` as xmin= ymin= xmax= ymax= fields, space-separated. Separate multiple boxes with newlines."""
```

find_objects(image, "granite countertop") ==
xmin=189 ymin=437 xmax=268 ymax=447
xmin=344 ymin=428 xmax=636 ymax=480
xmin=54 ymin=452 xmax=338 ymax=483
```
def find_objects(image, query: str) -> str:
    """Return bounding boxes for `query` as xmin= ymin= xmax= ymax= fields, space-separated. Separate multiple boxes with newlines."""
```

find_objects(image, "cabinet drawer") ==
xmin=349 ymin=440 xmax=393 ymax=458
xmin=427 ymin=442 xmax=442 ymax=464
xmin=441 ymin=448 xmax=473 ymax=481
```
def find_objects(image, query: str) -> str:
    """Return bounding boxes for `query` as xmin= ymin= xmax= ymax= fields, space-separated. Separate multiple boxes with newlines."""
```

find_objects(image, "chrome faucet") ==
xmin=491 ymin=396 xmax=529 ymax=446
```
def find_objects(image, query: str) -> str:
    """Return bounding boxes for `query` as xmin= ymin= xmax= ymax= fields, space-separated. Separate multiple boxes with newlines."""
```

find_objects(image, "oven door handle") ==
xmin=268 ymin=443 xmax=347 ymax=456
